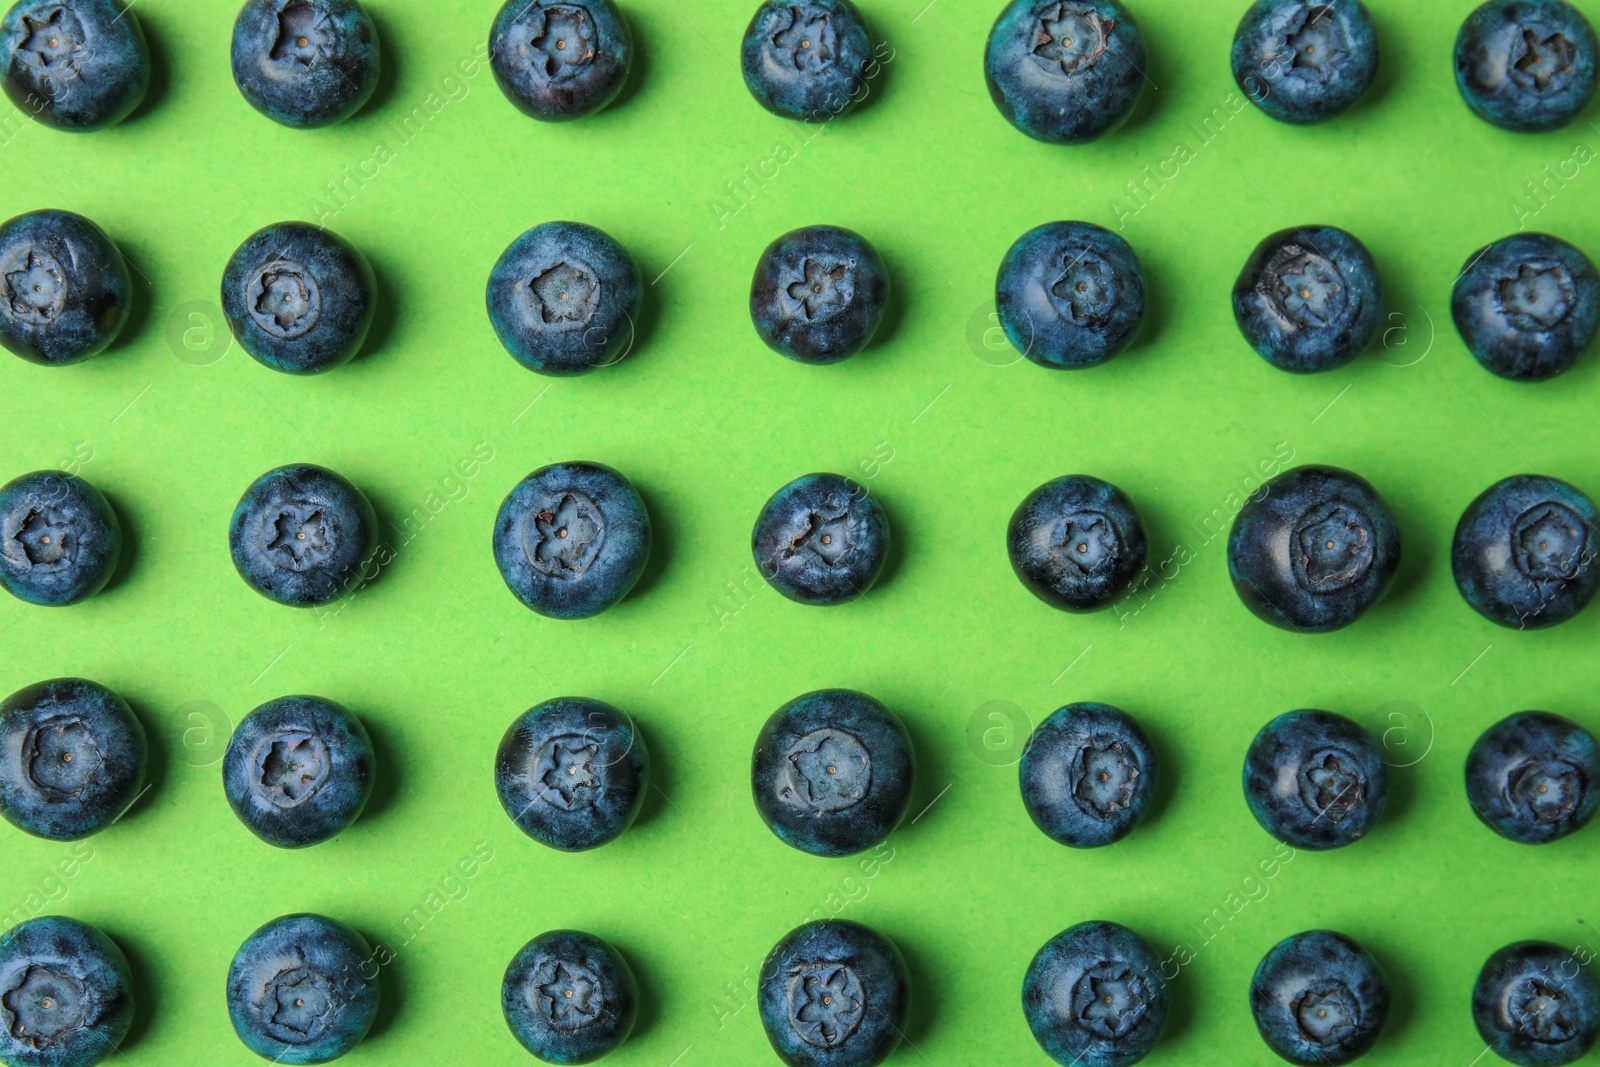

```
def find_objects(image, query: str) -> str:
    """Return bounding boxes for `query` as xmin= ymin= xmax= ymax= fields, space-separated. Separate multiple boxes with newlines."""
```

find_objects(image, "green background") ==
xmin=3 ymin=0 xmax=1600 ymax=1063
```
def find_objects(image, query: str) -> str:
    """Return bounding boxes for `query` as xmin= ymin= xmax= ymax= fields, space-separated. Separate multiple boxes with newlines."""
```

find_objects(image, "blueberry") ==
xmin=741 ymin=0 xmax=875 ymax=121
xmin=0 ymin=678 xmax=145 ymax=842
xmin=0 ymin=471 xmax=120 ymax=607
xmin=985 ymin=0 xmax=1147 ymax=145
xmin=1451 ymin=233 xmax=1599 ymax=382
xmin=492 ymin=462 xmax=650 ymax=620
xmin=758 ymin=919 xmax=909 ymax=1067
xmin=1233 ymin=226 xmax=1382 ymax=373
xmin=502 ymin=929 xmax=637 ymax=1063
xmin=1249 ymin=930 xmax=1389 ymax=1066
xmin=750 ymin=225 xmax=888 ymax=364
xmin=1232 ymin=1 xmax=1379 ymax=125
xmin=1022 ymin=920 xmax=1168 ymax=1067
xmin=1465 ymin=711 xmax=1599 ymax=845
xmin=1 ymin=0 xmax=148 ymax=131
xmin=1456 ymin=0 xmax=1598 ymax=132
xmin=487 ymin=221 xmax=641 ymax=377
xmin=1243 ymin=710 xmax=1387 ymax=850
xmin=995 ymin=221 xmax=1145 ymax=369
xmin=222 ymin=696 xmax=373 ymax=849
xmin=752 ymin=473 xmax=888 ymax=606
xmin=0 ymin=210 xmax=131 ymax=367
xmin=1453 ymin=475 xmax=1599 ymax=629
xmin=229 ymin=464 xmax=378 ymax=609
xmin=490 ymin=0 xmax=632 ymax=122
xmin=221 ymin=222 xmax=376 ymax=376
xmin=227 ymin=914 xmax=378 ymax=1065
xmin=231 ymin=0 xmax=380 ymax=129
xmin=494 ymin=697 xmax=648 ymax=852
xmin=1008 ymin=475 xmax=1147 ymax=612
xmin=1019 ymin=702 xmax=1158 ymax=848
xmin=751 ymin=689 xmax=913 ymax=858
xmin=0 ymin=916 xmax=133 ymax=1067
xmin=1228 ymin=465 xmax=1400 ymax=632
xmin=1474 ymin=940 xmax=1600 ymax=1066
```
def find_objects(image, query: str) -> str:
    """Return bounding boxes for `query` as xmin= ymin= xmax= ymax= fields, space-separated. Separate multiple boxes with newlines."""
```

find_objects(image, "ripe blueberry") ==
xmin=1234 ymin=225 xmax=1382 ymax=373
xmin=490 ymin=0 xmax=632 ymax=122
xmin=231 ymin=0 xmax=380 ymax=128
xmin=221 ymin=222 xmax=376 ymax=375
xmin=758 ymin=919 xmax=909 ymax=1067
xmin=1249 ymin=930 xmax=1389 ymax=1066
xmin=1008 ymin=475 xmax=1147 ymax=612
xmin=1020 ymin=702 xmax=1158 ymax=848
xmin=0 ymin=916 xmax=133 ymax=1067
xmin=1466 ymin=711 xmax=1599 ymax=845
xmin=222 ymin=695 xmax=374 ymax=849
xmin=752 ymin=689 xmax=913 ymax=858
xmin=1228 ymin=465 xmax=1400 ymax=632
xmin=0 ymin=471 xmax=120 ymax=607
xmin=1473 ymin=940 xmax=1600 ymax=1066
xmin=227 ymin=914 xmax=379 ymax=1065
xmin=1022 ymin=920 xmax=1169 ymax=1067
xmin=495 ymin=697 xmax=648 ymax=852
xmin=1456 ymin=0 xmax=1598 ymax=132
xmin=0 ymin=678 xmax=146 ymax=842
xmin=487 ymin=221 xmax=641 ymax=376
xmin=493 ymin=462 xmax=650 ymax=619
xmin=741 ymin=0 xmax=875 ymax=121
xmin=1451 ymin=233 xmax=1598 ymax=382
xmin=750 ymin=225 xmax=888 ymax=364
xmin=229 ymin=463 xmax=378 ymax=609
xmin=0 ymin=209 xmax=131 ymax=367
xmin=752 ymin=473 xmax=887 ymax=606
xmin=1232 ymin=0 xmax=1380 ymax=125
xmin=996 ymin=221 xmax=1145 ymax=369
xmin=985 ymin=0 xmax=1148 ymax=144
xmin=1453 ymin=475 xmax=1598 ymax=629
xmin=1243 ymin=709 xmax=1388 ymax=850
xmin=1 ymin=0 xmax=149 ymax=131
xmin=502 ymin=929 xmax=637 ymax=1063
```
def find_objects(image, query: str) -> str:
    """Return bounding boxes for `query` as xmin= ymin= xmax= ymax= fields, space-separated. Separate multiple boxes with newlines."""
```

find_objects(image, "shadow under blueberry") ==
xmin=623 ymin=479 xmax=671 ymax=603
xmin=1371 ymin=746 xmax=1417 ymax=829
xmin=1362 ymin=939 xmax=1415 ymax=1042
xmin=109 ymin=928 xmax=157 ymax=1053
xmin=352 ymin=249 xmax=397 ymax=364
xmin=629 ymin=718 xmax=667 ymax=833
xmin=617 ymin=942 xmax=655 ymax=1044
xmin=363 ymin=931 xmax=401 ymax=1042
xmin=604 ymin=4 xmax=651 ymax=113
xmin=863 ymin=253 xmax=905 ymax=356
xmin=106 ymin=240 xmax=155 ymax=355
xmin=613 ymin=250 xmax=661 ymax=373
xmin=892 ymin=930 xmax=937 ymax=1047
xmin=353 ymin=10 xmax=399 ymax=120
xmin=98 ymin=490 xmax=139 ymax=598
xmin=356 ymin=715 xmax=400 ymax=825
xmin=124 ymin=14 xmax=170 ymax=127
xmin=1129 ymin=711 xmax=1180 ymax=832
xmin=125 ymin=693 xmax=165 ymax=823
xmin=1157 ymin=944 xmax=1198 ymax=1045
xmin=1108 ymin=29 xmax=1169 ymax=137
xmin=1125 ymin=247 xmax=1172 ymax=357
xmin=892 ymin=716 xmax=946 ymax=844
xmin=1338 ymin=9 xmax=1400 ymax=120
xmin=1375 ymin=488 xmax=1430 ymax=609
xmin=856 ymin=490 xmax=903 ymax=594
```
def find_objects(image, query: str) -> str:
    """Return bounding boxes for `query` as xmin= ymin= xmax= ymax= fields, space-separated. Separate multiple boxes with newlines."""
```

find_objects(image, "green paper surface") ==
xmin=3 ymin=0 xmax=1600 ymax=1063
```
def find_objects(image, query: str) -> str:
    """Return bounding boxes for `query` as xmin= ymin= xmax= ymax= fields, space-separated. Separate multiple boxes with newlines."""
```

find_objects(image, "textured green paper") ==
xmin=3 ymin=0 xmax=1600 ymax=1063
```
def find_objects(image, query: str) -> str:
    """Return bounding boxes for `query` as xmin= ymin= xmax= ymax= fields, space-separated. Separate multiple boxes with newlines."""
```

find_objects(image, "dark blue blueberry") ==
xmin=1232 ymin=0 xmax=1379 ymax=124
xmin=1250 ymin=930 xmax=1388 ymax=1066
xmin=227 ymin=914 xmax=378 ymax=1065
xmin=222 ymin=696 xmax=373 ymax=849
xmin=741 ymin=0 xmax=875 ymax=121
xmin=221 ymin=222 xmax=376 ymax=376
xmin=0 ymin=210 xmax=130 ymax=367
xmin=1 ymin=0 xmax=148 ymax=132
xmin=1008 ymin=475 xmax=1146 ymax=612
xmin=1233 ymin=225 xmax=1382 ymax=373
xmin=503 ymin=930 xmax=637 ymax=1063
xmin=0 ymin=679 xmax=145 ymax=842
xmin=1228 ymin=465 xmax=1400 ymax=632
xmin=1019 ymin=702 xmax=1157 ymax=848
xmin=1466 ymin=711 xmax=1599 ymax=845
xmin=1451 ymin=233 xmax=1599 ymax=382
xmin=758 ymin=919 xmax=908 ymax=1067
xmin=752 ymin=473 xmax=887 ymax=606
xmin=495 ymin=697 xmax=647 ymax=852
xmin=487 ymin=222 xmax=641 ymax=377
xmin=493 ymin=462 xmax=650 ymax=620
xmin=229 ymin=464 xmax=378 ymax=609
xmin=1474 ymin=941 xmax=1600 ymax=1066
xmin=0 ymin=916 xmax=133 ymax=1067
xmin=752 ymin=689 xmax=913 ymax=858
xmin=985 ymin=0 xmax=1147 ymax=144
xmin=490 ymin=0 xmax=632 ymax=122
xmin=750 ymin=225 xmax=888 ymax=364
xmin=0 ymin=471 xmax=120 ymax=607
xmin=1243 ymin=710 xmax=1387 ymax=850
xmin=996 ymin=222 xmax=1145 ymax=369
xmin=231 ymin=0 xmax=379 ymax=129
xmin=1022 ymin=920 xmax=1168 ymax=1067
xmin=1456 ymin=0 xmax=1598 ymax=132
xmin=1453 ymin=475 xmax=1599 ymax=629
